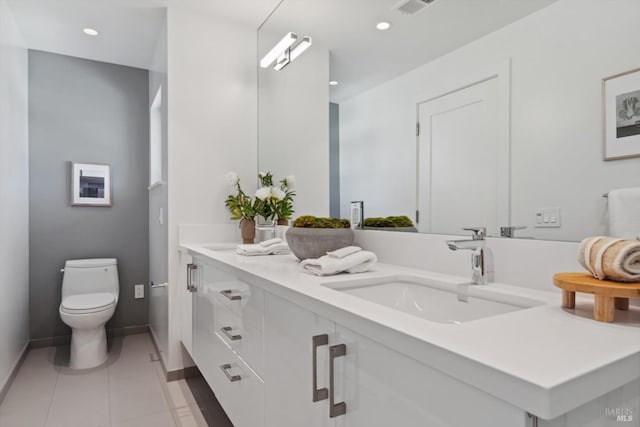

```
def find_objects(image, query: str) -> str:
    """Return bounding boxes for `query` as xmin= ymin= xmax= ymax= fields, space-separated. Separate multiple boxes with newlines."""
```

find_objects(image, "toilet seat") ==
xmin=60 ymin=292 xmax=115 ymax=315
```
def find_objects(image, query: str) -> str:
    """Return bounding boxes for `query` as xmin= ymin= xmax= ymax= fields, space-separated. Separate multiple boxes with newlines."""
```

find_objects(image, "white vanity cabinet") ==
xmin=263 ymin=292 xmax=336 ymax=427
xmin=191 ymin=258 xmax=265 ymax=427
xmin=264 ymin=292 xmax=528 ymax=427
xmin=181 ymin=247 xmax=640 ymax=427
xmin=180 ymin=256 xmax=200 ymax=356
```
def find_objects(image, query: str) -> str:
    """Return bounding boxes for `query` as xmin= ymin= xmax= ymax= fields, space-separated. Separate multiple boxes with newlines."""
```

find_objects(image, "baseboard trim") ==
xmin=107 ymin=325 xmax=149 ymax=337
xmin=30 ymin=335 xmax=70 ymax=349
xmin=148 ymin=328 xmax=199 ymax=382
xmin=148 ymin=326 xmax=169 ymax=379
xmin=30 ymin=324 xmax=150 ymax=349
xmin=0 ymin=341 xmax=30 ymax=405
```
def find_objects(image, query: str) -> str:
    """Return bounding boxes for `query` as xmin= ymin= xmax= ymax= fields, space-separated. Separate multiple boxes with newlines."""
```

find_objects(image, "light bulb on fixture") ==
xmin=260 ymin=32 xmax=298 ymax=68
xmin=329 ymin=81 xmax=338 ymax=86
xmin=83 ymin=28 xmax=100 ymax=36
xmin=376 ymin=21 xmax=391 ymax=31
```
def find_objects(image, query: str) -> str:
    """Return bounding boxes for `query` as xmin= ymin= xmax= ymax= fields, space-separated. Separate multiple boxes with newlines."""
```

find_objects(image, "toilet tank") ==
xmin=61 ymin=258 xmax=120 ymax=300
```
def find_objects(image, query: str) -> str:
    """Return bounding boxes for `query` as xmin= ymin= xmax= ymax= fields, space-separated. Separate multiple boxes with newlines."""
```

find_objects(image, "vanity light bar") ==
xmin=260 ymin=32 xmax=298 ymax=68
xmin=289 ymin=36 xmax=312 ymax=61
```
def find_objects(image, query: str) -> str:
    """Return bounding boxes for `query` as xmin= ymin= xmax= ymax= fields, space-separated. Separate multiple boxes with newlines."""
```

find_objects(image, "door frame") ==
xmin=415 ymin=59 xmax=511 ymax=234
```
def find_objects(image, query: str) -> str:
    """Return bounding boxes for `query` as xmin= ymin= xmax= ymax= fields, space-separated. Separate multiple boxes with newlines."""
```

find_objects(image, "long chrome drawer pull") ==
xmin=220 ymin=364 xmax=241 ymax=382
xmin=220 ymin=326 xmax=242 ymax=341
xmin=312 ymin=334 xmax=328 ymax=402
xmin=220 ymin=290 xmax=242 ymax=301
xmin=186 ymin=264 xmax=197 ymax=292
xmin=329 ymin=344 xmax=346 ymax=417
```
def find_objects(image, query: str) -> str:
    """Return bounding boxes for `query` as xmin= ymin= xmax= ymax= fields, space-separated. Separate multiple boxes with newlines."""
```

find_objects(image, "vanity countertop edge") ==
xmin=180 ymin=242 xmax=640 ymax=420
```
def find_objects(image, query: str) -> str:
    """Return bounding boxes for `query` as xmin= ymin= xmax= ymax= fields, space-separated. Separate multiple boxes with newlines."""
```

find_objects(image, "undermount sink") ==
xmin=322 ymin=275 xmax=542 ymax=324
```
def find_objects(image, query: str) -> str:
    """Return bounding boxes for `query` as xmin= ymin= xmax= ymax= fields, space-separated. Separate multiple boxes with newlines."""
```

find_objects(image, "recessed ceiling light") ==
xmin=83 ymin=28 xmax=100 ymax=36
xmin=329 ymin=81 xmax=339 ymax=86
xmin=376 ymin=21 xmax=392 ymax=31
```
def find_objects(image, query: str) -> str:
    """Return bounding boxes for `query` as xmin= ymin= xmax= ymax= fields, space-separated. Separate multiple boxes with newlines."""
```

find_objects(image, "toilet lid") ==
xmin=61 ymin=292 xmax=115 ymax=313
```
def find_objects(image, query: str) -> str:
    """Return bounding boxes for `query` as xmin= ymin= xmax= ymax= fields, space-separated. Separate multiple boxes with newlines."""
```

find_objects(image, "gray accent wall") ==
xmin=29 ymin=51 xmax=150 ymax=340
xmin=329 ymin=102 xmax=341 ymax=218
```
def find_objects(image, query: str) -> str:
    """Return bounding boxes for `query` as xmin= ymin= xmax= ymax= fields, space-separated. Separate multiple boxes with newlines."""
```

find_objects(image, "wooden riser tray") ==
xmin=553 ymin=273 xmax=640 ymax=322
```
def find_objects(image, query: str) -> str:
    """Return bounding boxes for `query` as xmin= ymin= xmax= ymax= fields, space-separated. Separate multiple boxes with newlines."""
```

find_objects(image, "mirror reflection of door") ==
xmin=417 ymin=77 xmax=501 ymax=235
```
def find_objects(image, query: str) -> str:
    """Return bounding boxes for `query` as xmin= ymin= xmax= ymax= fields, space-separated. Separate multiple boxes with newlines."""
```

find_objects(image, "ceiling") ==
xmin=259 ymin=0 xmax=559 ymax=102
xmin=7 ymin=0 xmax=281 ymax=69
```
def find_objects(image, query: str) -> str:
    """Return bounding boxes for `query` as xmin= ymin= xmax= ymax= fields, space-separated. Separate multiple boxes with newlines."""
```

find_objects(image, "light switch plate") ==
xmin=534 ymin=207 xmax=561 ymax=228
xmin=134 ymin=284 xmax=145 ymax=299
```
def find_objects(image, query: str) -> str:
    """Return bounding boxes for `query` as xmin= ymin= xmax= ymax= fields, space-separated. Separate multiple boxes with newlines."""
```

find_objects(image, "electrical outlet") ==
xmin=134 ymin=284 xmax=145 ymax=299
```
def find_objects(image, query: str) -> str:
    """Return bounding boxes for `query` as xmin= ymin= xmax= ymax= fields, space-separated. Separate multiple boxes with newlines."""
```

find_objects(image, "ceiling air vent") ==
xmin=392 ymin=0 xmax=435 ymax=15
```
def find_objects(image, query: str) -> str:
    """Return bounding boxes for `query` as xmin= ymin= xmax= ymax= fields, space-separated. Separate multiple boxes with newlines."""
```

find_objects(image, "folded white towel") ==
xmin=327 ymin=246 xmax=361 ymax=259
xmin=236 ymin=242 xmax=290 ymax=256
xmin=259 ymin=238 xmax=283 ymax=248
xmin=608 ymin=187 xmax=640 ymax=239
xmin=300 ymin=250 xmax=377 ymax=276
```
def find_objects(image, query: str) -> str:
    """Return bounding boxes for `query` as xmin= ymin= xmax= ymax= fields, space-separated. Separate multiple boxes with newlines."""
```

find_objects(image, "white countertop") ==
xmin=180 ymin=242 xmax=640 ymax=420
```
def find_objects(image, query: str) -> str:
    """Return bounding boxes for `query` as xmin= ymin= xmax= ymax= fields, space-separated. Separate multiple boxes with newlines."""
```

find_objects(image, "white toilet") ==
xmin=59 ymin=258 xmax=119 ymax=369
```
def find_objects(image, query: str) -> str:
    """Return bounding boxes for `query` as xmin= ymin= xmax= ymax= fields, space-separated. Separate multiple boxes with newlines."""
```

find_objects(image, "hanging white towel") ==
xmin=608 ymin=187 xmax=640 ymax=239
xmin=300 ymin=250 xmax=377 ymax=276
xmin=236 ymin=242 xmax=290 ymax=256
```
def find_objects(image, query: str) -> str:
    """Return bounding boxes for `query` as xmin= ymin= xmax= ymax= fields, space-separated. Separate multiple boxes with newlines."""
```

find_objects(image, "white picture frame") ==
xmin=602 ymin=67 xmax=640 ymax=160
xmin=71 ymin=162 xmax=112 ymax=207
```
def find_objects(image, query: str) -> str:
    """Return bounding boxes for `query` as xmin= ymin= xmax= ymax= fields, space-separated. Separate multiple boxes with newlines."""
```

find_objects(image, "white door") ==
xmin=417 ymin=77 xmax=506 ymax=236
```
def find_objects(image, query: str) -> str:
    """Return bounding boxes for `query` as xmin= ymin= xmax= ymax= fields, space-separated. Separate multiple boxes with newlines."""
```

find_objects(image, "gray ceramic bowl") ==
xmin=285 ymin=227 xmax=355 ymax=261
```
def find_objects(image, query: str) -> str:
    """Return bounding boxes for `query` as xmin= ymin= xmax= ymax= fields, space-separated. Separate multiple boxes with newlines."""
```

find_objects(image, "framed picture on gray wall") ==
xmin=71 ymin=162 xmax=112 ymax=206
xmin=602 ymin=67 xmax=640 ymax=160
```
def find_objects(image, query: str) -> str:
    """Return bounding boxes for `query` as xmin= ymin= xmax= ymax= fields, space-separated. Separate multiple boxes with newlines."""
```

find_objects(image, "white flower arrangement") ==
xmin=225 ymin=171 xmax=296 ymax=222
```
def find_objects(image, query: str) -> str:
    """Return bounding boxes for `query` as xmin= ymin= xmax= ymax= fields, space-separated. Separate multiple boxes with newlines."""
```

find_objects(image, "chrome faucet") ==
xmin=446 ymin=227 xmax=494 ymax=285
xmin=500 ymin=225 xmax=526 ymax=238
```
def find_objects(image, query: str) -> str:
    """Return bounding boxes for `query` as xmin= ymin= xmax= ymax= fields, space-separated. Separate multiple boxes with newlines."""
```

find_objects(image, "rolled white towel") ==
xmin=327 ymin=246 xmax=361 ymax=258
xmin=578 ymin=236 xmax=640 ymax=282
xmin=237 ymin=242 xmax=290 ymax=256
xmin=260 ymin=238 xmax=283 ymax=248
xmin=300 ymin=250 xmax=377 ymax=276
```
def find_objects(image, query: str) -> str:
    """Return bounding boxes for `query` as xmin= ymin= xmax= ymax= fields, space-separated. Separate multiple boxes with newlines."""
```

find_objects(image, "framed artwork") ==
xmin=602 ymin=67 xmax=640 ymax=160
xmin=71 ymin=162 xmax=112 ymax=206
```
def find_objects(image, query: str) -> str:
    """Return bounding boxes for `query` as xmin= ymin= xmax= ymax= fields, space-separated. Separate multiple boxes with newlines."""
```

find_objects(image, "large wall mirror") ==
xmin=258 ymin=0 xmax=640 ymax=242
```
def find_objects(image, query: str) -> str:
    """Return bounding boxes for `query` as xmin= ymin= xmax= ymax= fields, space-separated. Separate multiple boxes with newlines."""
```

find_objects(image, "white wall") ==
xmin=258 ymin=35 xmax=330 ymax=217
xmin=148 ymin=10 xmax=169 ymax=363
xmin=340 ymin=0 xmax=640 ymax=241
xmin=0 ymin=0 xmax=29 ymax=392
xmin=166 ymin=5 xmax=261 ymax=371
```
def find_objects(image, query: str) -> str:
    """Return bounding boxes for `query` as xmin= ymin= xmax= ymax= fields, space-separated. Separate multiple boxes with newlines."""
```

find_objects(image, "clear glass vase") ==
xmin=255 ymin=216 xmax=276 ymax=242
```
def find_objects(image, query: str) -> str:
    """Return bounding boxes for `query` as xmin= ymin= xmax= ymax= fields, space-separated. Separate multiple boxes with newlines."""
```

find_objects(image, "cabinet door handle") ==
xmin=187 ymin=263 xmax=197 ymax=292
xmin=220 ymin=289 xmax=242 ymax=301
xmin=220 ymin=364 xmax=241 ymax=382
xmin=220 ymin=326 xmax=242 ymax=341
xmin=329 ymin=344 xmax=346 ymax=418
xmin=312 ymin=334 xmax=328 ymax=402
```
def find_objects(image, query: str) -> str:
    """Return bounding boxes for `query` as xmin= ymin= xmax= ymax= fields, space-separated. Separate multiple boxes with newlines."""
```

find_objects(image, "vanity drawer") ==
xmin=204 ymin=332 xmax=264 ymax=427
xmin=214 ymin=295 xmax=264 ymax=376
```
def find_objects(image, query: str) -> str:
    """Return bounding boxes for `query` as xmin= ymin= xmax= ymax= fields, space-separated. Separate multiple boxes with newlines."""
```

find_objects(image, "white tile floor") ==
xmin=0 ymin=333 xmax=223 ymax=427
